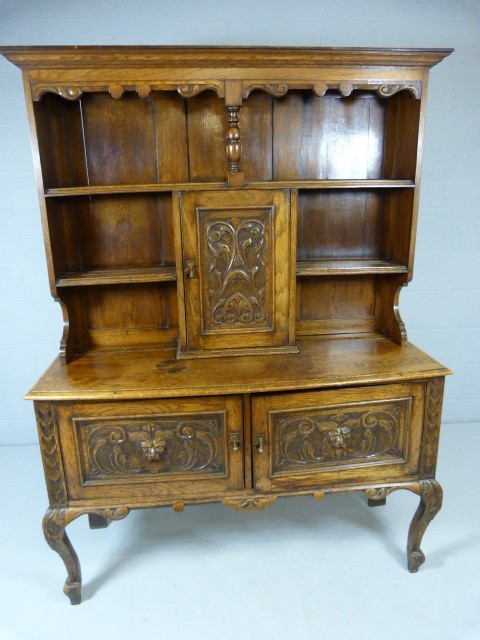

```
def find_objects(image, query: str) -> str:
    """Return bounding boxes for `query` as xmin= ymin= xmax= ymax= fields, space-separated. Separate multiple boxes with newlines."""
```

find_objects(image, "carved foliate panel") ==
xmin=198 ymin=207 xmax=274 ymax=333
xmin=76 ymin=413 xmax=226 ymax=481
xmin=271 ymin=400 xmax=410 ymax=474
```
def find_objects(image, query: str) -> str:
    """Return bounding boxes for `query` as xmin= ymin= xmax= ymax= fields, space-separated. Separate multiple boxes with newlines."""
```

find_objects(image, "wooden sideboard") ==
xmin=0 ymin=45 xmax=452 ymax=604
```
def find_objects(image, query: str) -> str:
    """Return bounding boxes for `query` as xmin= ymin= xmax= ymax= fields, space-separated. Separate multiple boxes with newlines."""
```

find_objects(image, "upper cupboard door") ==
xmin=176 ymin=190 xmax=296 ymax=358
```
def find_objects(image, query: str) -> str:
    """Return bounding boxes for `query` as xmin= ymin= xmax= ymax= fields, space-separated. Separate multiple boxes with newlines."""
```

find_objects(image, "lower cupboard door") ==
xmin=58 ymin=395 xmax=244 ymax=501
xmin=251 ymin=383 xmax=426 ymax=492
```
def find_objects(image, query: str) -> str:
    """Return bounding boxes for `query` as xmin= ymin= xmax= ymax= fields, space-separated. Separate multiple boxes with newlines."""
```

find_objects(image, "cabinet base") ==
xmin=43 ymin=479 xmax=442 ymax=604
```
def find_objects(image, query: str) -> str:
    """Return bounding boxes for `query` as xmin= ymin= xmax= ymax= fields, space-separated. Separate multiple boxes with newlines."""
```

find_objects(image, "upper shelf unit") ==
xmin=33 ymin=88 xmax=421 ymax=191
xmin=1 ymin=45 xmax=452 ymax=359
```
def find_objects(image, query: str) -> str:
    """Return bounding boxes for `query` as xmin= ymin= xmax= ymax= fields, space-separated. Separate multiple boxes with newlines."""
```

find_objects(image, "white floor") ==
xmin=0 ymin=423 xmax=479 ymax=640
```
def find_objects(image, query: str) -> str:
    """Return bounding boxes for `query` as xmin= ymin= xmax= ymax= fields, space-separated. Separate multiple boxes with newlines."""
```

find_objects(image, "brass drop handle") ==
xmin=256 ymin=433 xmax=266 ymax=454
xmin=185 ymin=260 xmax=196 ymax=278
xmin=229 ymin=432 xmax=241 ymax=452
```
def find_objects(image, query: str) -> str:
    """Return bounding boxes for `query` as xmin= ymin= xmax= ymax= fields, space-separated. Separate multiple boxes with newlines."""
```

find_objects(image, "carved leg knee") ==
xmin=43 ymin=508 xmax=82 ymax=605
xmin=407 ymin=480 xmax=443 ymax=572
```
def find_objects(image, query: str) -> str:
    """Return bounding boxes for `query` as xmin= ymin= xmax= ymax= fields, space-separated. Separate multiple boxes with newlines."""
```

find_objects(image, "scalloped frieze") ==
xmin=31 ymin=79 xmax=421 ymax=102
xmin=242 ymin=83 xmax=288 ymax=98
xmin=56 ymin=86 xmax=83 ymax=100
xmin=240 ymin=80 xmax=422 ymax=100
xmin=31 ymin=81 xmax=225 ymax=101
xmin=377 ymin=83 xmax=421 ymax=99
xmin=176 ymin=83 xmax=224 ymax=98
xmin=108 ymin=83 xmax=124 ymax=99
xmin=31 ymin=85 xmax=84 ymax=101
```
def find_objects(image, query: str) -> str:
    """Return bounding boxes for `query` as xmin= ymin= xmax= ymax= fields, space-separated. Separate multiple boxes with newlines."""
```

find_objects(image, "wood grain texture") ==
xmin=296 ymin=260 xmax=407 ymax=276
xmin=0 ymin=46 xmax=453 ymax=71
xmin=296 ymin=275 xmax=376 ymax=337
xmin=56 ymin=266 xmax=176 ymax=287
xmin=420 ymin=377 xmax=445 ymax=477
xmin=82 ymin=92 xmax=157 ymax=185
xmin=26 ymin=337 xmax=450 ymax=401
xmin=273 ymin=93 xmax=385 ymax=180
xmin=296 ymin=190 xmax=382 ymax=260
xmin=73 ymin=194 xmax=172 ymax=269
xmin=33 ymin=95 xmax=87 ymax=189
xmin=45 ymin=179 xmax=414 ymax=197
xmin=78 ymin=282 xmax=178 ymax=350
xmin=187 ymin=92 xmax=226 ymax=181
xmin=153 ymin=92 xmax=189 ymax=182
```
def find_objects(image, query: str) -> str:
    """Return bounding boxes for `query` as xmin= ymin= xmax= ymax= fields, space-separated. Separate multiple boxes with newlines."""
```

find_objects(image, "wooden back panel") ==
xmin=33 ymin=90 xmax=420 ymax=188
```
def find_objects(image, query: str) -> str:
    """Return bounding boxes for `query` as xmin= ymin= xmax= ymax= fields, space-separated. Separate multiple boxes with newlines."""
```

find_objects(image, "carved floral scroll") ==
xmin=198 ymin=209 xmax=273 ymax=331
xmin=273 ymin=402 xmax=408 ymax=472
xmin=77 ymin=415 xmax=225 ymax=479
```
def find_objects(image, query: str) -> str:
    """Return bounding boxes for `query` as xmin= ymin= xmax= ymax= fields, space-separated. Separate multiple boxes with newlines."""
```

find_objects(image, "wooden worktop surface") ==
xmin=26 ymin=337 xmax=450 ymax=401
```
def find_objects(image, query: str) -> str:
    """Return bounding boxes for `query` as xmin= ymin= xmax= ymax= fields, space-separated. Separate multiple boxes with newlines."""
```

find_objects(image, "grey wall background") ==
xmin=0 ymin=0 xmax=479 ymax=445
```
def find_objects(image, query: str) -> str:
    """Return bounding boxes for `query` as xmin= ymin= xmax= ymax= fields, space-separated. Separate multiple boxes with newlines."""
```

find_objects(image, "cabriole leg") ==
xmin=407 ymin=480 xmax=443 ymax=572
xmin=42 ymin=506 xmax=130 ymax=604
xmin=42 ymin=508 xmax=82 ymax=605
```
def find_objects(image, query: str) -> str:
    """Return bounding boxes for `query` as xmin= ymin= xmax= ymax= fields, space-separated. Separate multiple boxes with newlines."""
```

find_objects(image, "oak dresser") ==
xmin=0 ymin=45 xmax=452 ymax=604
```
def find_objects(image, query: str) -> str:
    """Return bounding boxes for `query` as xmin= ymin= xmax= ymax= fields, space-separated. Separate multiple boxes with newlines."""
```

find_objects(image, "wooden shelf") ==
xmin=56 ymin=266 xmax=176 ymax=287
xmin=250 ymin=179 xmax=415 ymax=190
xmin=45 ymin=182 xmax=229 ymax=197
xmin=44 ymin=179 xmax=414 ymax=198
xmin=56 ymin=261 xmax=408 ymax=287
xmin=296 ymin=260 xmax=408 ymax=276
